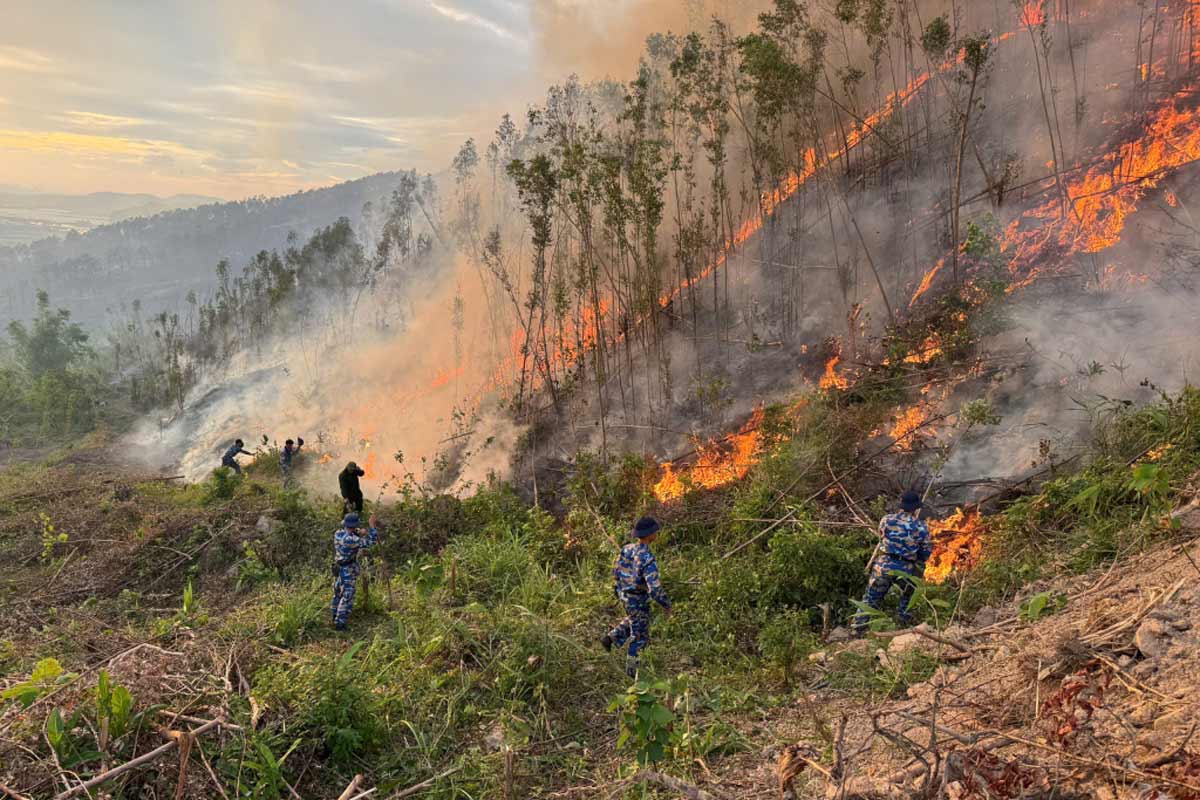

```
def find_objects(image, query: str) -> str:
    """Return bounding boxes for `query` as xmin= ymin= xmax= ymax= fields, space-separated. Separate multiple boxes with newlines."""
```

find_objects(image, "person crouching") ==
xmin=601 ymin=516 xmax=672 ymax=678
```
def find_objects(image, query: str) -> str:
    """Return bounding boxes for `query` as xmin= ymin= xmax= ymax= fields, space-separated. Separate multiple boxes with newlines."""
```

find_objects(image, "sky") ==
xmin=0 ymin=0 xmax=547 ymax=199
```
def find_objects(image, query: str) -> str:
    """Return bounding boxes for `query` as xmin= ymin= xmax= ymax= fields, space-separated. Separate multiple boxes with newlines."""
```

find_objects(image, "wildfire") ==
xmin=653 ymin=408 xmax=766 ymax=503
xmin=924 ymin=507 xmax=987 ymax=584
xmin=820 ymin=355 xmax=850 ymax=390
xmin=361 ymin=450 xmax=378 ymax=480
xmin=1019 ymin=0 xmax=1045 ymax=28
xmin=909 ymin=259 xmax=944 ymax=308
xmin=902 ymin=334 xmax=943 ymax=365
xmin=889 ymin=404 xmax=933 ymax=449
xmin=317 ymin=453 xmax=334 ymax=465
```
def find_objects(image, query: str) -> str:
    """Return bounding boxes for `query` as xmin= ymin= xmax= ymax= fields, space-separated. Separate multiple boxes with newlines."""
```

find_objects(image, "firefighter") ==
xmin=601 ymin=516 xmax=672 ymax=678
xmin=279 ymin=437 xmax=304 ymax=484
xmin=331 ymin=512 xmax=380 ymax=630
xmin=853 ymin=491 xmax=932 ymax=635
xmin=339 ymin=461 xmax=366 ymax=513
xmin=221 ymin=439 xmax=252 ymax=475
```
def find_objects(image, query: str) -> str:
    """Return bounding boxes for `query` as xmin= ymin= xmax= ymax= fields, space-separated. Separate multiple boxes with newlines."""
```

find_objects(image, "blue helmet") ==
xmin=900 ymin=491 xmax=923 ymax=512
xmin=342 ymin=513 xmax=361 ymax=529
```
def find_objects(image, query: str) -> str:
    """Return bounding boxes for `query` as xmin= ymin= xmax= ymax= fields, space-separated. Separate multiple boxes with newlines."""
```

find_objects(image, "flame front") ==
xmin=924 ymin=507 xmax=987 ymax=584
xmin=820 ymin=355 xmax=850 ymax=390
xmin=889 ymin=404 xmax=933 ymax=449
xmin=653 ymin=409 xmax=765 ymax=503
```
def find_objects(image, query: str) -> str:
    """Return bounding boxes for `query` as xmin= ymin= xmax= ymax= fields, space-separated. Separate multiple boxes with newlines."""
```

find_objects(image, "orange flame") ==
xmin=360 ymin=450 xmax=378 ymax=480
xmin=820 ymin=355 xmax=850 ymax=390
xmin=1019 ymin=0 xmax=1045 ymax=28
xmin=653 ymin=409 xmax=766 ymax=503
xmin=317 ymin=453 xmax=334 ymax=465
xmin=909 ymin=259 xmax=944 ymax=308
xmin=889 ymin=404 xmax=932 ymax=449
xmin=924 ymin=508 xmax=987 ymax=584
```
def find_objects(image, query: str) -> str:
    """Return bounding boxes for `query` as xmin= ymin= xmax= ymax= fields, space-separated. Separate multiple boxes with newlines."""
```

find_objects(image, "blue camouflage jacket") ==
xmin=334 ymin=525 xmax=378 ymax=567
xmin=223 ymin=443 xmax=250 ymax=462
xmin=878 ymin=511 xmax=932 ymax=564
xmin=280 ymin=443 xmax=299 ymax=467
xmin=612 ymin=542 xmax=671 ymax=608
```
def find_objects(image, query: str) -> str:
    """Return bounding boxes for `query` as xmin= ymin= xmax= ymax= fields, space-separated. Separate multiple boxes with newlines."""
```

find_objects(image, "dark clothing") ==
xmin=339 ymin=467 xmax=365 ymax=513
xmin=222 ymin=443 xmax=251 ymax=474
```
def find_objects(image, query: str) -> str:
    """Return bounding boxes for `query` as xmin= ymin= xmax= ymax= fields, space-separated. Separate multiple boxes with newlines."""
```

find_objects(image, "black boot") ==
xmin=600 ymin=634 xmax=613 ymax=652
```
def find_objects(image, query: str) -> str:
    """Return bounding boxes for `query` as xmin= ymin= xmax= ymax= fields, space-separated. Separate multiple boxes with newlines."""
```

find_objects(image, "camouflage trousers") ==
xmin=853 ymin=555 xmax=920 ymax=633
xmin=331 ymin=563 xmax=360 ymax=625
xmin=609 ymin=595 xmax=652 ymax=657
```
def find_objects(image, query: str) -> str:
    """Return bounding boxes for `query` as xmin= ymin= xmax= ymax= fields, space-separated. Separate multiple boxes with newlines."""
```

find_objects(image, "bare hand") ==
xmin=369 ymin=514 xmax=379 ymax=529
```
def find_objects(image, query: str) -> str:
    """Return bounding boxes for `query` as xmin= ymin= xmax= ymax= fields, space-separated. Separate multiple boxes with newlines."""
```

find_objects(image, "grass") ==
xmin=3 ymin=361 xmax=1199 ymax=796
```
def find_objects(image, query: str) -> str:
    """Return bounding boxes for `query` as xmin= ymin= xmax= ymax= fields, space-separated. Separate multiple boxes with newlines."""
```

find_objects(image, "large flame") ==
xmin=924 ymin=507 xmax=987 ymax=584
xmin=820 ymin=354 xmax=851 ymax=391
xmin=653 ymin=408 xmax=766 ymax=503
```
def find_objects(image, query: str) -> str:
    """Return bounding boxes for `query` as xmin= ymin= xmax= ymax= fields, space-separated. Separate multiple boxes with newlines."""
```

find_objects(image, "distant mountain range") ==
xmin=0 ymin=173 xmax=415 ymax=329
xmin=0 ymin=191 xmax=221 ymax=247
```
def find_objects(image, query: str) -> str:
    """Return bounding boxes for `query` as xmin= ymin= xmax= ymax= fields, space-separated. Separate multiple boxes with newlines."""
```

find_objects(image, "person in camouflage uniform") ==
xmin=601 ymin=517 xmax=672 ymax=678
xmin=279 ymin=437 xmax=304 ymax=485
xmin=331 ymin=512 xmax=380 ymax=630
xmin=221 ymin=439 xmax=252 ymax=474
xmin=853 ymin=491 xmax=932 ymax=635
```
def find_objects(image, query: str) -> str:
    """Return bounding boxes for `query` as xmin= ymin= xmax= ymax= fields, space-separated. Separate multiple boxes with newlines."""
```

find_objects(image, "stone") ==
xmin=827 ymin=626 xmax=852 ymax=643
xmin=888 ymin=632 xmax=926 ymax=657
xmin=255 ymin=515 xmax=282 ymax=536
xmin=1135 ymin=617 xmax=1170 ymax=659
xmin=808 ymin=650 xmax=828 ymax=665
xmin=972 ymin=606 xmax=1000 ymax=627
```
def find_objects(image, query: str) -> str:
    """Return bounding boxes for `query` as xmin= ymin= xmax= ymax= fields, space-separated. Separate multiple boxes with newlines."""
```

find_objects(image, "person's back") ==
xmin=879 ymin=510 xmax=932 ymax=564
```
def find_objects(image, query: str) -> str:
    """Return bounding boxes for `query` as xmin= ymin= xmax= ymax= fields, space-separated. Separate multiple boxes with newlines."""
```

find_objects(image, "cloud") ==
xmin=60 ymin=111 xmax=154 ymax=129
xmin=0 ymin=45 xmax=55 ymax=73
xmin=427 ymin=0 xmax=528 ymax=45
xmin=0 ymin=129 xmax=208 ymax=161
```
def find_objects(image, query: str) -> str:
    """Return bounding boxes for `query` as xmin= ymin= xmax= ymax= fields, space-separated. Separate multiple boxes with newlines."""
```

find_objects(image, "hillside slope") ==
xmin=0 ymin=172 xmax=416 ymax=328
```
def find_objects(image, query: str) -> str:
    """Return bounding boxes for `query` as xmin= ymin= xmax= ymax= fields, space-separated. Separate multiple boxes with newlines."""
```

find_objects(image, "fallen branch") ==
xmin=390 ymin=766 xmax=462 ymax=799
xmin=337 ymin=774 xmax=365 ymax=800
xmin=870 ymin=624 xmax=972 ymax=654
xmin=0 ymin=783 xmax=31 ymax=800
xmin=52 ymin=718 xmax=224 ymax=799
xmin=629 ymin=770 xmax=728 ymax=800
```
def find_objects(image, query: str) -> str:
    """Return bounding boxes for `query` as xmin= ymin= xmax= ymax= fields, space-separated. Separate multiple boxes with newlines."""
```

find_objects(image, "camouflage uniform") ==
xmin=222 ymin=442 xmax=251 ymax=474
xmin=853 ymin=511 xmax=932 ymax=633
xmin=331 ymin=523 xmax=378 ymax=627
xmin=279 ymin=442 xmax=301 ymax=484
xmin=608 ymin=542 xmax=671 ymax=676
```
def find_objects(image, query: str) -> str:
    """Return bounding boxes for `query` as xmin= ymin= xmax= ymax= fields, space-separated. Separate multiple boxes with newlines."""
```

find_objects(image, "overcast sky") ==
xmin=0 ymin=0 xmax=546 ymax=199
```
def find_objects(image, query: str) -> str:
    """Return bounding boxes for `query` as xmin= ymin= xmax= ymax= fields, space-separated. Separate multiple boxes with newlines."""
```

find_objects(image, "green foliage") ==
xmin=95 ymin=669 xmax=135 ymax=742
xmin=1019 ymin=591 xmax=1067 ymax=623
xmin=263 ymin=578 xmax=327 ymax=647
xmin=756 ymin=610 xmax=817 ymax=687
xmin=38 ymin=512 xmax=68 ymax=562
xmin=960 ymin=399 xmax=1001 ymax=428
xmin=920 ymin=16 xmax=951 ymax=58
xmin=610 ymin=678 xmax=677 ymax=766
xmin=2 ymin=657 xmax=75 ymax=708
xmin=237 ymin=542 xmax=276 ymax=591
xmin=241 ymin=735 xmax=303 ymax=800
xmin=203 ymin=467 xmax=240 ymax=504
xmin=46 ymin=706 xmax=102 ymax=769
xmin=258 ymin=642 xmax=384 ymax=765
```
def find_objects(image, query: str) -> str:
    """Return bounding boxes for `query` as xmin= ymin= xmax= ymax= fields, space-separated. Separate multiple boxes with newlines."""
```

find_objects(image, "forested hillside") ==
xmin=0 ymin=172 xmax=420 ymax=328
xmin=3 ymin=0 xmax=1200 ymax=797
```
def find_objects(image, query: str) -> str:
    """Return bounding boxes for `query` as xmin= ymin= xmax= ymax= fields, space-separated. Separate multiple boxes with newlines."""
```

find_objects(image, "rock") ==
xmin=807 ymin=650 xmax=828 ymax=665
xmin=972 ymin=606 xmax=1000 ymax=627
xmin=255 ymin=515 xmax=282 ymax=536
xmin=827 ymin=626 xmax=852 ymax=643
xmin=874 ymin=648 xmax=894 ymax=671
xmin=1117 ymin=654 xmax=1134 ymax=668
xmin=484 ymin=723 xmax=504 ymax=751
xmin=888 ymin=632 xmax=926 ymax=657
xmin=1135 ymin=617 xmax=1170 ymax=659
xmin=1129 ymin=704 xmax=1159 ymax=728
xmin=1153 ymin=706 xmax=1193 ymax=731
